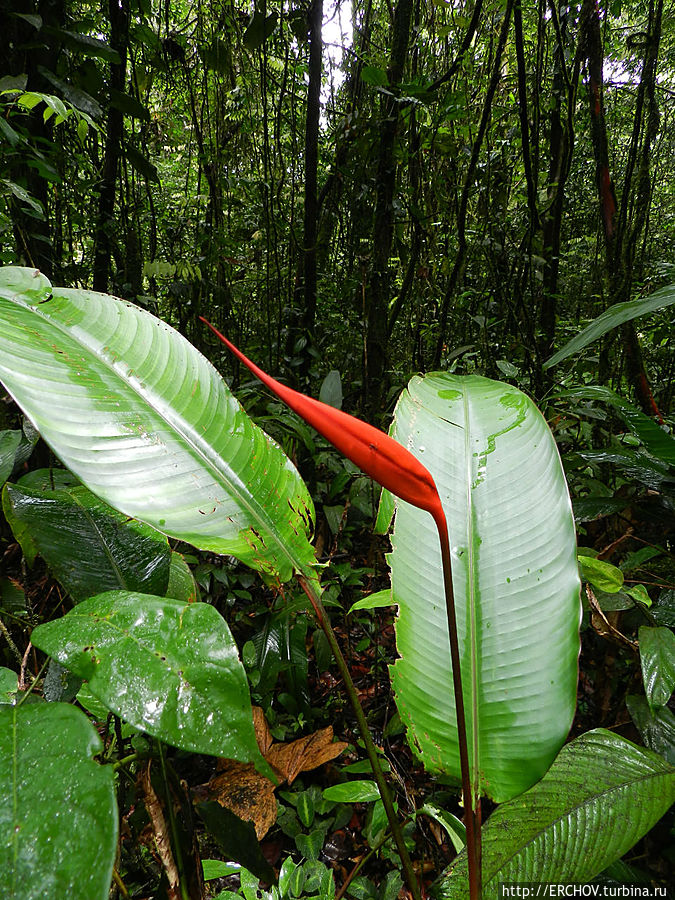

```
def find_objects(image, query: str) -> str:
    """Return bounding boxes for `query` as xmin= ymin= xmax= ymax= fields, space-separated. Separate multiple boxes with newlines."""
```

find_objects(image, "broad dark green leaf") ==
xmin=110 ymin=88 xmax=150 ymax=121
xmin=37 ymin=66 xmax=103 ymax=119
xmin=125 ymin=144 xmax=160 ymax=182
xmin=31 ymin=591 xmax=265 ymax=765
xmin=196 ymin=802 xmax=275 ymax=884
xmin=0 ymin=429 xmax=22 ymax=487
xmin=544 ymin=283 xmax=675 ymax=369
xmin=41 ymin=26 xmax=121 ymax=63
xmin=243 ymin=10 xmax=278 ymax=50
xmin=4 ymin=482 xmax=171 ymax=601
xmin=639 ymin=626 xmax=675 ymax=708
xmin=572 ymin=496 xmax=628 ymax=522
xmin=626 ymin=695 xmax=675 ymax=764
xmin=437 ymin=730 xmax=675 ymax=898
xmin=0 ymin=702 xmax=117 ymax=900
xmin=166 ymin=551 xmax=199 ymax=601
xmin=568 ymin=448 xmax=672 ymax=490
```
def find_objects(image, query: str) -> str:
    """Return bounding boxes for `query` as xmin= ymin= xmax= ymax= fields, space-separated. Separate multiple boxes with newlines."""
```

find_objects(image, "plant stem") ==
xmin=157 ymin=741 xmax=190 ymax=900
xmin=298 ymin=575 xmax=421 ymax=900
xmin=434 ymin=510 xmax=481 ymax=900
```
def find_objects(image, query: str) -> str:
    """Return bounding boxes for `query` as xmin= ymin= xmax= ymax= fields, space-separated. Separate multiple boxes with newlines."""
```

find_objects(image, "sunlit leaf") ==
xmin=639 ymin=626 xmax=675 ymax=707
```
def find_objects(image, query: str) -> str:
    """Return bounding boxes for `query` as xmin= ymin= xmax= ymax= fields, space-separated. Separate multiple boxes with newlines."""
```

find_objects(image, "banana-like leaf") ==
xmin=4 ymin=481 xmax=171 ymax=602
xmin=0 ymin=267 xmax=316 ymax=582
xmin=544 ymin=282 xmax=675 ymax=369
xmin=436 ymin=730 xmax=675 ymax=898
xmin=385 ymin=373 xmax=580 ymax=802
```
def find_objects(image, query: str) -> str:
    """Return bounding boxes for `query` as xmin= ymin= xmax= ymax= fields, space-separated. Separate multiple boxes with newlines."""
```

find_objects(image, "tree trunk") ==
xmin=92 ymin=0 xmax=129 ymax=293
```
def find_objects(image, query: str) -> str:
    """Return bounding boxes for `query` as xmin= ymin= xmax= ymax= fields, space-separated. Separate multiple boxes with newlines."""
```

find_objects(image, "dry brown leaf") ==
xmin=266 ymin=726 xmax=348 ymax=785
xmin=140 ymin=762 xmax=180 ymax=899
xmin=253 ymin=705 xmax=274 ymax=756
xmin=199 ymin=760 xmax=278 ymax=840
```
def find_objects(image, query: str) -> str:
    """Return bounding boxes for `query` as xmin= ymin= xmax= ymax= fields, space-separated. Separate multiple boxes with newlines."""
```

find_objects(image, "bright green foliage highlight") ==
xmin=0 ymin=702 xmax=117 ymax=900
xmin=0 ymin=266 xmax=316 ymax=583
xmin=385 ymin=373 xmax=580 ymax=803
xmin=3 ymin=481 xmax=171 ymax=601
xmin=31 ymin=591 xmax=264 ymax=765
xmin=0 ymin=429 xmax=22 ymax=487
xmin=437 ymin=730 xmax=675 ymax=898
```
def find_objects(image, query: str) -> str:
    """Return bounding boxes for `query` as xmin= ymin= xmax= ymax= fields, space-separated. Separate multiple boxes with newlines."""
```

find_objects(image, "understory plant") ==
xmin=0 ymin=266 xmax=673 ymax=900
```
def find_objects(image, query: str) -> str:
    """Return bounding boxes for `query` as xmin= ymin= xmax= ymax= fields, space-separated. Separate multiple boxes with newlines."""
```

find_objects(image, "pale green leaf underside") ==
xmin=0 ymin=703 xmax=117 ymax=900
xmin=436 ymin=730 xmax=675 ymax=898
xmin=389 ymin=374 xmax=580 ymax=802
xmin=0 ymin=267 xmax=316 ymax=582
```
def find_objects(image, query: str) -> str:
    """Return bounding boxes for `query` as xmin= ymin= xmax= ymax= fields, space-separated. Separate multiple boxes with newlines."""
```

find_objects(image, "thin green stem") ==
xmin=298 ymin=575 xmax=421 ymax=900
xmin=433 ymin=509 xmax=481 ymax=900
xmin=15 ymin=657 xmax=49 ymax=708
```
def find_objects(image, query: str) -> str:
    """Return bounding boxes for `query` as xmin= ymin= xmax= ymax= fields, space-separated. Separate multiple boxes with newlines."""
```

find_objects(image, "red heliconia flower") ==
xmin=200 ymin=318 xmax=445 ymax=524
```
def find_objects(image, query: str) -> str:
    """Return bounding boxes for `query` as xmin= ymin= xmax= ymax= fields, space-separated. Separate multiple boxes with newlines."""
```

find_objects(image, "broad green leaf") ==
xmin=627 ymin=583 xmax=652 ymax=607
xmin=577 ymin=554 xmax=624 ymax=593
xmin=0 ymin=666 xmax=18 ymax=703
xmin=387 ymin=374 xmax=580 ymax=802
xmin=568 ymin=448 xmax=671 ymax=490
xmin=348 ymin=589 xmax=393 ymax=613
xmin=31 ymin=590 xmax=264 ymax=764
xmin=626 ymin=695 xmax=675 ymax=764
xmin=572 ymin=496 xmax=628 ymax=521
xmin=639 ymin=626 xmax=675 ymax=707
xmin=555 ymin=385 xmax=675 ymax=466
xmin=544 ymin=282 xmax=675 ymax=369
xmin=0 ymin=429 xmax=22 ymax=486
xmin=4 ymin=482 xmax=171 ymax=602
xmin=322 ymin=781 xmax=381 ymax=803
xmin=0 ymin=702 xmax=117 ymax=900
xmin=319 ymin=370 xmax=342 ymax=409
xmin=243 ymin=10 xmax=278 ymax=50
xmin=0 ymin=267 xmax=316 ymax=583
xmin=436 ymin=730 xmax=675 ymax=898
xmin=196 ymin=801 xmax=275 ymax=884
xmin=166 ymin=550 xmax=199 ymax=601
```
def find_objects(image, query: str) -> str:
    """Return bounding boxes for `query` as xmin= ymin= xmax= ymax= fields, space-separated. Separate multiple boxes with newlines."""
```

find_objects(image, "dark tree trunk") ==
xmin=92 ymin=0 xmax=129 ymax=293
xmin=364 ymin=0 xmax=414 ymax=411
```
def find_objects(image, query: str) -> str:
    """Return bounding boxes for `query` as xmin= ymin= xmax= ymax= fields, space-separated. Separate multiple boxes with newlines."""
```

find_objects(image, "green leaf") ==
xmin=295 ymin=828 xmax=326 ymax=862
xmin=0 ymin=703 xmax=117 ymax=900
xmin=2 ymin=484 xmax=38 ymax=565
xmin=0 ymin=666 xmax=18 ymax=703
xmin=296 ymin=790 xmax=316 ymax=828
xmin=4 ymin=482 xmax=171 ymax=602
xmin=416 ymin=804 xmax=466 ymax=853
xmin=0 ymin=117 xmax=21 ymax=148
xmin=196 ymin=801 xmax=275 ymax=884
xmin=436 ymin=730 xmax=675 ymax=898
xmin=577 ymin=554 xmax=624 ymax=593
xmin=555 ymin=385 xmax=675 ymax=466
xmin=544 ymin=283 xmax=675 ymax=369
xmin=322 ymin=781 xmax=381 ymax=803
xmin=202 ymin=859 xmax=241 ymax=881
xmin=626 ymin=695 xmax=675 ymax=764
xmin=386 ymin=374 xmax=580 ymax=802
xmin=125 ymin=144 xmax=160 ymax=183
xmin=569 ymin=448 xmax=671 ymax=490
xmin=166 ymin=551 xmax=199 ymax=601
xmin=243 ymin=10 xmax=278 ymax=51
xmin=627 ymin=583 xmax=652 ymax=607
xmin=109 ymin=88 xmax=150 ymax=121
xmin=319 ymin=370 xmax=342 ymax=409
xmin=0 ymin=429 xmax=22 ymax=487
xmin=348 ymin=589 xmax=393 ymax=613
xmin=31 ymin=590 xmax=264 ymax=764
xmin=639 ymin=626 xmax=675 ymax=707
xmin=572 ymin=496 xmax=628 ymax=522
xmin=40 ymin=26 xmax=121 ymax=63
xmin=360 ymin=66 xmax=389 ymax=87
xmin=0 ymin=267 xmax=316 ymax=584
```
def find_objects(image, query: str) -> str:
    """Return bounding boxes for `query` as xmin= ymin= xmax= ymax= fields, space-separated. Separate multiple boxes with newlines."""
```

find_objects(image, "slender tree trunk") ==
xmin=580 ymin=0 xmax=663 ymax=417
xmin=93 ymin=0 xmax=129 ymax=292
xmin=364 ymin=0 xmax=414 ymax=411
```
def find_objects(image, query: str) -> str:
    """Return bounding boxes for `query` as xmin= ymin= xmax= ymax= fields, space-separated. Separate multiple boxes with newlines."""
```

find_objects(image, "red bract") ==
xmin=200 ymin=318 xmax=444 ymax=521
